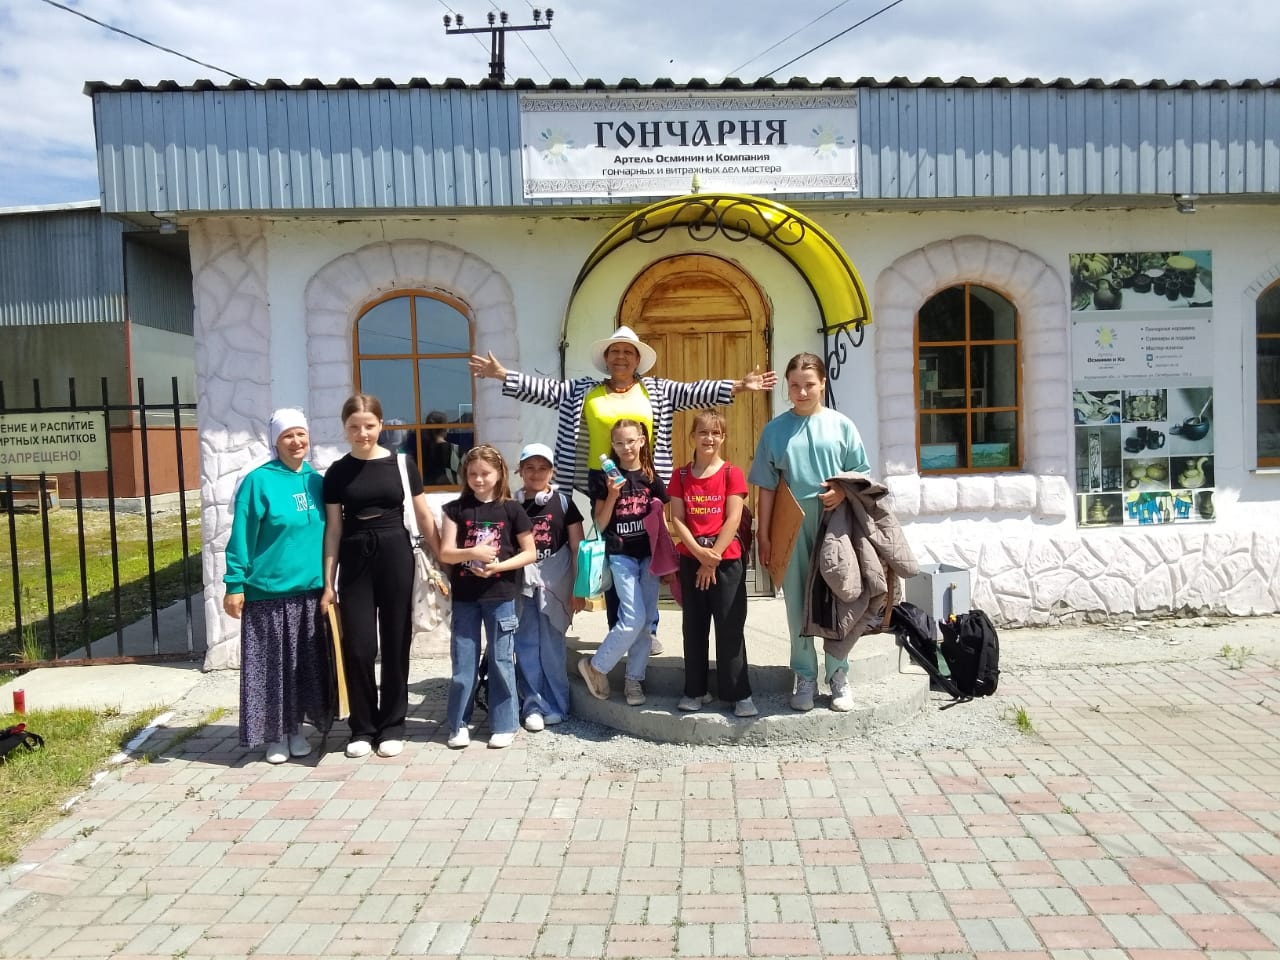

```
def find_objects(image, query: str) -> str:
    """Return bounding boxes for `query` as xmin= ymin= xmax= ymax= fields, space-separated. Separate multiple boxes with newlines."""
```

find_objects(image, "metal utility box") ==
xmin=905 ymin=563 xmax=970 ymax=622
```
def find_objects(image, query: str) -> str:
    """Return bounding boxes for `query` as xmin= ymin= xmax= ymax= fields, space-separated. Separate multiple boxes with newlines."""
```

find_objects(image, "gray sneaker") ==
xmin=649 ymin=633 xmax=664 ymax=656
xmin=830 ymin=669 xmax=854 ymax=712
xmin=791 ymin=675 xmax=816 ymax=712
xmin=624 ymin=678 xmax=646 ymax=706
xmin=734 ymin=697 xmax=759 ymax=718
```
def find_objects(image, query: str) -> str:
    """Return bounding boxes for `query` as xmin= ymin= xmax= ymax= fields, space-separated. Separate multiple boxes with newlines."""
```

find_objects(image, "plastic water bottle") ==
xmin=599 ymin=454 xmax=624 ymax=486
xmin=468 ymin=523 xmax=499 ymax=572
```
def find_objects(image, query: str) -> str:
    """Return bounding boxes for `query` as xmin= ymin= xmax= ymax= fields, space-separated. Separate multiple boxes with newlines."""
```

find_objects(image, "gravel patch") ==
xmin=166 ymin=613 xmax=1280 ymax=775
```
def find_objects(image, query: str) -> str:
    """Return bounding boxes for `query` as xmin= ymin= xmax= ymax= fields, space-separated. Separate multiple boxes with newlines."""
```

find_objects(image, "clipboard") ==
xmin=326 ymin=604 xmax=351 ymax=720
xmin=765 ymin=478 xmax=804 ymax=586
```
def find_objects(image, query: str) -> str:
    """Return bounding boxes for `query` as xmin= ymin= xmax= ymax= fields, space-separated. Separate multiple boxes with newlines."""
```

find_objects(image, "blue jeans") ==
xmin=447 ymin=597 xmax=519 ymax=735
xmin=591 ymin=554 xmax=658 ymax=681
xmin=514 ymin=596 xmax=570 ymax=721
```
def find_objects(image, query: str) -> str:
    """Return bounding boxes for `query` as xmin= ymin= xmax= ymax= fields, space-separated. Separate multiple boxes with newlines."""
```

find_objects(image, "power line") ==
xmin=37 ymin=0 xmax=256 ymax=82
xmin=435 ymin=0 xmax=491 ymax=55
xmin=728 ymin=0 xmax=854 ymax=78
xmin=517 ymin=0 xmax=584 ymax=81
xmin=765 ymin=0 xmax=909 ymax=79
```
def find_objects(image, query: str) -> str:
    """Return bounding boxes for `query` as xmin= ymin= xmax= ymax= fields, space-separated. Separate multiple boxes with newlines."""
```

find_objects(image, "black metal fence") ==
xmin=0 ymin=377 xmax=200 ymax=666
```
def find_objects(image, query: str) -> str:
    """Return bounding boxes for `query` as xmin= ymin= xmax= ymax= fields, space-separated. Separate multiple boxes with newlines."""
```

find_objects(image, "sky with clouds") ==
xmin=1 ymin=0 xmax=1276 ymax=208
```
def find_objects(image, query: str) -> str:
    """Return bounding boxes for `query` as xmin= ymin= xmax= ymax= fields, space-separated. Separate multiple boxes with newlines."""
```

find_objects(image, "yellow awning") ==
xmin=569 ymin=192 xmax=871 ymax=334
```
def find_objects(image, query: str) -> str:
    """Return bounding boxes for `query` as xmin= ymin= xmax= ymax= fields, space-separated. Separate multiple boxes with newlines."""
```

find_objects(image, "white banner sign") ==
xmin=0 ymin=412 xmax=109 ymax=472
xmin=1071 ymin=313 xmax=1214 ymax=382
xmin=519 ymin=93 xmax=859 ymax=198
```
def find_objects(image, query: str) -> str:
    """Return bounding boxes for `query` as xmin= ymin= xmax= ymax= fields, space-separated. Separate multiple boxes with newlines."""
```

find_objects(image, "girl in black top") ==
xmin=439 ymin=444 xmax=536 ymax=749
xmin=321 ymin=394 xmax=439 ymax=759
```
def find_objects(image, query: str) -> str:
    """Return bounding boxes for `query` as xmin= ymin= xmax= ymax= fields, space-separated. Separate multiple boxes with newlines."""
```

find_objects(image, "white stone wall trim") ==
xmin=874 ymin=235 xmax=1069 ymax=520
xmin=302 ymin=240 xmax=520 ymax=463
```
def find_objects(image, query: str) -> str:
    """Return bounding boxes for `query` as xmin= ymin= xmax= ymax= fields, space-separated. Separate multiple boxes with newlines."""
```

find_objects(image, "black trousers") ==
xmin=337 ymin=523 xmax=414 ymax=743
xmin=678 ymin=554 xmax=750 ymax=701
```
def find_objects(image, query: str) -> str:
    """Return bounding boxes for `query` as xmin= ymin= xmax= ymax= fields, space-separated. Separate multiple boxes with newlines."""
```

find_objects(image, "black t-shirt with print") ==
xmin=587 ymin=468 xmax=668 ymax=559
xmin=521 ymin=491 xmax=585 ymax=561
xmin=443 ymin=497 xmax=533 ymax=603
xmin=323 ymin=454 xmax=423 ymax=528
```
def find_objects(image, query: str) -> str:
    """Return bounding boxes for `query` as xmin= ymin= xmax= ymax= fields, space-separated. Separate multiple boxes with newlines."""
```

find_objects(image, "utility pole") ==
xmin=443 ymin=9 xmax=553 ymax=82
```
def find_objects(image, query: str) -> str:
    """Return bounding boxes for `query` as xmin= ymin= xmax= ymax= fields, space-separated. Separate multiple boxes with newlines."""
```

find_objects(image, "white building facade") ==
xmin=86 ymin=78 xmax=1280 ymax=668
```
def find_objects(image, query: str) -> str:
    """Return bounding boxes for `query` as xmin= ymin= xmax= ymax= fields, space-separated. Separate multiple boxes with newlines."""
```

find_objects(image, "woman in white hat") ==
xmin=470 ymin=325 xmax=775 ymax=495
xmin=223 ymin=409 xmax=333 ymax=764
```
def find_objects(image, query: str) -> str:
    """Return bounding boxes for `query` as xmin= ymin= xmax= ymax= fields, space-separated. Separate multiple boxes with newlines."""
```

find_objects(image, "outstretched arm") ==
xmin=731 ymin=365 xmax=778 ymax=395
xmin=469 ymin=351 xmax=509 ymax=381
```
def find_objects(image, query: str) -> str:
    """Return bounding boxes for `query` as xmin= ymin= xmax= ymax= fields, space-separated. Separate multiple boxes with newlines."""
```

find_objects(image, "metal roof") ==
xmin=85 ymin=77 xmax=1280 ymax=214
xmin=83 ymin=77 xmax=1280 ymax=93
xmin=0 ymin=199 xmax=100 ymax=218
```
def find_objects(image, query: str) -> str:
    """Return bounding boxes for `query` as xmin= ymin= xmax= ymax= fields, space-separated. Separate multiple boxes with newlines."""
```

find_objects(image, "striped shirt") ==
xmin=502 ymin=372 xmax=736 ymax=493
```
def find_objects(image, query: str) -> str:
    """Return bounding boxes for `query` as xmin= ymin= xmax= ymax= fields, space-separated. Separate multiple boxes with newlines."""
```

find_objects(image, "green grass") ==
xmin=0 ymin=510 xmax=200 ymax=663
xmin=1005 ymin=703 xmax=1035 ymax=733
xmin=0 ymin=705 xmax=164 ymax=864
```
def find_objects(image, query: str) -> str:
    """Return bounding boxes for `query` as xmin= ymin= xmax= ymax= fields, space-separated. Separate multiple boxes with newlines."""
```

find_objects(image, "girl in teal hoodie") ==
xmin=224 ymin=409 xmax=332 ymax=763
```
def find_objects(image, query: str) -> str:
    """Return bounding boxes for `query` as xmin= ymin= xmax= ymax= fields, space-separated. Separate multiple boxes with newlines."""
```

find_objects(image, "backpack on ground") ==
xmin=0 ymin=723 xmax=44 ymax=763
xmin=939 ymin=609 xmax=1000 ymax=697
xmin=890 ymin=602 xmax=967 ymax=702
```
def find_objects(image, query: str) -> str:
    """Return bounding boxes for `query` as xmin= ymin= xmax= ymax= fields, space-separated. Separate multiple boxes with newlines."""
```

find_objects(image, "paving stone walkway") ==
xmin=2 ymin=635 xmax=1279 ymax=959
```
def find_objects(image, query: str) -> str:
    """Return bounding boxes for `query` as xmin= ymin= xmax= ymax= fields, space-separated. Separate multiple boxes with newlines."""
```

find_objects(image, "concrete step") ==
xmin=563 ymin=608 xmax=930 ymax=745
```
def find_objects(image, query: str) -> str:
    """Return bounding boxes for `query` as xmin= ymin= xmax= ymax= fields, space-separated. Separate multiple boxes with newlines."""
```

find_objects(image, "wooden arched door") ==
xmin=620 ymin=254 xmax=772 ymax=583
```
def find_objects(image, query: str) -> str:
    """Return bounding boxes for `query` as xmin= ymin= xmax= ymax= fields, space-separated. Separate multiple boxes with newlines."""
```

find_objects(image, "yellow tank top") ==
xmin=584 ymin=383 xmax=654 ymax=464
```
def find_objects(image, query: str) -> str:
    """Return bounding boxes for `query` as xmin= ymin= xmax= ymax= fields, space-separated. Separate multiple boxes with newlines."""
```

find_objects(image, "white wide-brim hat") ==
xmin=589 ymin=324 xmax=658 ymax=376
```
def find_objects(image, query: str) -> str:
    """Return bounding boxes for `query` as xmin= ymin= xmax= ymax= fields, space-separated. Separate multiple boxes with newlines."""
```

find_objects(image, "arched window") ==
xmin=1257 ymin=282 xmax=1280 ymax=466
xmin=916 ymin=284 xmax=1020 ymax=472
xmin=354 ymin=291 xmax=474 ymax=489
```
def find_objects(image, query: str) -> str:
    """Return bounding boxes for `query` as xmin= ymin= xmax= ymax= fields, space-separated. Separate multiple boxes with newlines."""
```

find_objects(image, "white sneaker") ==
xmin=345 ymin=739 xmax=373 ymax=758
xmin=677 ymin=693 xmax=713 ymax=712
xmin=830 ymin=670 xmax=854 ymax=712
xmin=488 ymin=731 xmax=515 ymax=749
xmin=376 ymin=739 xmax=404 ymax=758
xmin=288 ymin=730 xmax=311 ymax=757
xmin=543 ymin=713 xmax=564 ymax=726
xmin=791 ymin=676 xmax=816 ymax=712
xmin=523 ymin=713 xmax=545 ymax=732
xmin=649 ymin=633 xmax=665 ymax=656
xmin=735 ymin=697 xmax=759 ymax=718
xmin=446 ymin=727 xmax=470 ymax=749
xmin=264 ymin=741 xmax=288 ymax=764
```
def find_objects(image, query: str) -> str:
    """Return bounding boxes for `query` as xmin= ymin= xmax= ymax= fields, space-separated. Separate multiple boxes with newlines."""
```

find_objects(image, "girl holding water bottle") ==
xmin=439 ymin=444 xmax=536 ymax=749
xmin=577 ymin=419 xmax=668 ymax=706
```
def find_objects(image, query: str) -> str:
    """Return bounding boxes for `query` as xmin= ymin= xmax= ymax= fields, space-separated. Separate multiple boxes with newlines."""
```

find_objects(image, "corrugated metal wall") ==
xmin=858 ymin=86 xmax=1280 ymax=198
xmin=89 ymin=83 xmax=1280 ymax=214
xmin=124 ymin=239 xmax=194 ymax=334
xmin=0 ymin=210 xmax=126 ymax=326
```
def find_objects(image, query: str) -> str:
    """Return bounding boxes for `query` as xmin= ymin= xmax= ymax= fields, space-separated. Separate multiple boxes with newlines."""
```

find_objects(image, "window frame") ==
xmin=352 ymin=289 xmax=475 ymax=490
xmin=914 ymin=282 xmax=1022 ymax=475
xmin=1256 ymin=280 xmax=1280 ymax=468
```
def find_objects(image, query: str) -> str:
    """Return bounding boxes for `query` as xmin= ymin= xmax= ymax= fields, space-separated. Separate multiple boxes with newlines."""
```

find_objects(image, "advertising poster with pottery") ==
xmin=1069 ymin=250 xmax=1215 ymax=527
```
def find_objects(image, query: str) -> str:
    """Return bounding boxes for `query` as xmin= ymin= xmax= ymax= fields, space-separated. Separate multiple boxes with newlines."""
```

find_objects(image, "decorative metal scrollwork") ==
xmin=822 ymin=320 xmax=865 ymax=409
xmin=630 ymin=197 xmax=808 ymax=247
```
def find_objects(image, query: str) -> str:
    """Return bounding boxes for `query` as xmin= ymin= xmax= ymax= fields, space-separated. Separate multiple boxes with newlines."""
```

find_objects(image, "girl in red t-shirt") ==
xmin=667 ymin=410 xmax=756 ymax=717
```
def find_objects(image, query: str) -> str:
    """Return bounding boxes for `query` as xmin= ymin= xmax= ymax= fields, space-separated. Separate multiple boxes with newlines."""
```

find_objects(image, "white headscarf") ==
xmin=269 ymin=408 xmax=309 ymax=449
xmin=231 ymin=408 xmax=311 ymax=503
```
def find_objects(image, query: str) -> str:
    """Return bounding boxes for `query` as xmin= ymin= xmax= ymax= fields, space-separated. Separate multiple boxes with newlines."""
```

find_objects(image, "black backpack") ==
xmin=890 ymin=601 xmax=967 ymax=701
xmin=939 ymin=610 xmax=1000 ymax=697
xmin=0 ymin=723 xmax=44 ymax=763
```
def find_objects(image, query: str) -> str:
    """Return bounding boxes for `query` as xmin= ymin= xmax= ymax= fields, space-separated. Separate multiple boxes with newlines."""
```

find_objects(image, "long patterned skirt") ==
xmin=239 ymin=590 xmax=334 ymax=747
